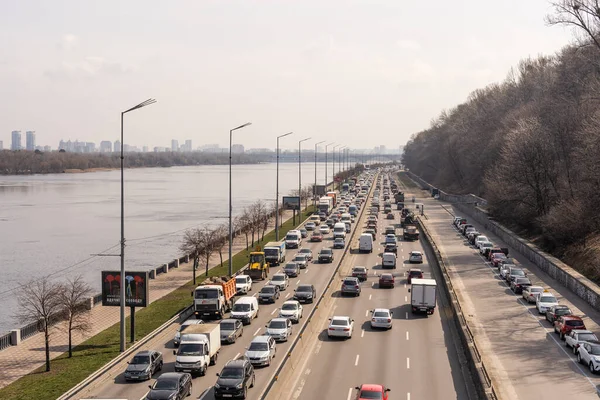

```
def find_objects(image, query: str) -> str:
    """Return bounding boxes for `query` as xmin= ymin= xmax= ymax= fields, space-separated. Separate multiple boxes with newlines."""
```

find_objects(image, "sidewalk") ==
xmin=0 ymin=208 xmax=298 ymax=389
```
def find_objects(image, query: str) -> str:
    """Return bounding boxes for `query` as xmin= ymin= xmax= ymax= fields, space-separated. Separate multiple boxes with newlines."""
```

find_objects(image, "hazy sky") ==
xmin=1 ymin=0 xmax=573 ymax=151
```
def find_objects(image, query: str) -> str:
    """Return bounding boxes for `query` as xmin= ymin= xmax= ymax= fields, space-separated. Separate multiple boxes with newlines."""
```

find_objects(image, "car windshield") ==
xmin=359 ymin=390 xmax=383 ymax=399
xmin=281 ymin=303 xmax=297 ymax=310
xmin=590 ymin=346 xmax=600 ymax=355
xmin=540 ymin=296 xmax=557 ymax=303
xmin=178 ymin=343 xmax=203 ymax=356
xmin=131 ymin=355 xmax=150 ymax=364
xmin=248 ymin=342 xmax=269 ymax=351
xmin=530 ymin=288 xmax=543 ymax=293
xmin=272 ymin=275 xmax=285 ymax=282
xmin=409 ymin=271 xmax=422 ymax=276
xmin=153 ymin=378 xmax=178 ymax=391
xmin=294 ymin=256 xmax=305 ymax=261
xmin=235 ymin=277 xmax=248 ymax=284
xmin=261 ymin=287 xmax=275 ymax=293
xmin=233 ymin=303 xmax=250 ymax=312
xmin=285 ymin=264 xmax=297 ymax=269
xmin=335 ymin=239 xmax=344 ymax=242
xmin=516 ymin=278 xmax=529 ymax=284
xmin=220 ymin=322 xmax=236 ymax=331
xmin=320 ymin=250 xmax=332 ymax=255
xmin=269 ymin=321 xmax=287 ymax=329
xmin=373 ymin=311 xmax=389 ymax=317
xmin=331 ymin=319 xmax=348 ymax=326
xmin=566 ymin=320 xmax=585 ymax=327
xmin=297 ymin=286 xmax=312 ymax=293
xmin=354 ymin=268 xmax=366 ymax=273
xmin=381 ymin=274 xmax=392 ymax=279
xmin=286 ymin=234 xmax=298 ymax=240
xmin=344 ymin=279 xmax=357 ymax=285
xmin=195 ymin=289 xmax=218 ymax=299
xmin=220 ymin=367 xmax=244 ymax=379
xmin=556 ymin=308 xmax=572 ymax=315
xmin=511 ymin=270 xmax=525 ymax=276
xmin=300 ymin=249 xmax=311 ymax=254
xmin=579 ymin=333 xmax=597 ymax=341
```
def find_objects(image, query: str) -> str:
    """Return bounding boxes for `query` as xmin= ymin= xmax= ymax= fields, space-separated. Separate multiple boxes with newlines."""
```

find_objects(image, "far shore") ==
xmin=63 ymin=168 xmax=119 ymax=173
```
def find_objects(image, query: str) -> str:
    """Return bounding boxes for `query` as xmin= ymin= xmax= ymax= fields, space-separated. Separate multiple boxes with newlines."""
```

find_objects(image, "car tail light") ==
xmin=329 ymin=328 xmax=335 ymax=330
xmin=343 ymin=328 xmax=350 ymax=331
xmin=387 ymin=319 xmax=391 ymax=322
xmin=355 ymin=286 xmax=359 ymax=289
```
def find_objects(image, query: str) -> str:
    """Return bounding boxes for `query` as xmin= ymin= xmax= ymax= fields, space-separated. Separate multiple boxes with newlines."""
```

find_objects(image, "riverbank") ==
xmin=63 ymin=167 xmax=117 ymax=173
xmin=0 ymin=205 xmax=315 ymax=400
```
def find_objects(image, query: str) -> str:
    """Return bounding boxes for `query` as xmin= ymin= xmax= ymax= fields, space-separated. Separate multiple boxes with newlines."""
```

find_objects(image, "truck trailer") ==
xmin=174 ymin=324 xmax=221 ymax=376
xmin=193 ymin=277 xmax=236 ymax=319
xmin=409 ymin=278 xmax=437 ymax=315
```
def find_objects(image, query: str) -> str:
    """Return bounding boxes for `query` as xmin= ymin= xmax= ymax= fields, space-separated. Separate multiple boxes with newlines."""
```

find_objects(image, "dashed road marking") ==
xmin=407 ymin=357 xmax=410 ymax=369
xmin=271 ymin=308 xmax=278 ymax=315
xmin=355 ymin=354 xmax=360 ymax=366
xmin=361 ymin=329 xmax=365 ymax=338
xmin=365 ymin=310 xmax=369 ymax=317
xmin=369 ymin=294 xmax=372 ymax=300
xmin=347 ymin=387 xmax=353 ymax=400
xmin=296 ymin=280 xmax=301 ymax=285
xmin=234 ymin=352 xmax=240 ymax=359
xmin=285 ymin=293 xmax=291 ymax=298
xmin=405 ymin=295 xmax=407 ymax=302
xmin=406 ymin=331 xmax=409 ymax=340
xmin=254 ymin=328 xmax=261 ymax=336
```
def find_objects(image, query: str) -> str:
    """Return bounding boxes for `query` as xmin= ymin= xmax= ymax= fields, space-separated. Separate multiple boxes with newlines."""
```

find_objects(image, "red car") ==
xmin=354 ymin=384 xmax=390 ymax=400
xmin=378 ymin=273 xmax=395 ymax=288
xmin=554 ymin=315 xmax=586 ymax=340
xmin=490 ymin=253 xmax=507 ymax=268
xmin=311 ymin=232 xmax=323 ymax=242
xmin=407 ymin=268 xmax=423 ymax=284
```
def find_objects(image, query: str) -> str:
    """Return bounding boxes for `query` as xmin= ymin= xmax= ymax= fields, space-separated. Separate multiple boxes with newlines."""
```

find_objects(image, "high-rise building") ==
xmin=100 ymin=141 xmax=112 ymax=153
xmin=25 ymin=131 xmax=36 ymax=151
xmin=0 ymin=140 xmax=3 ymax=150
xmin=184 ymin=140 xmax=192 ymax=152
xmin=171 ymin=139 xmax=179 ymax=152
xmin=231 ymin=144 xmax=245 ymax=154
xmin=114 ymin=140 xmax=121 ymax=153
xmin=11 ymin=131 xmax=22 ymax=150
xmin=142 ymin=146 xmax=149 ymax=153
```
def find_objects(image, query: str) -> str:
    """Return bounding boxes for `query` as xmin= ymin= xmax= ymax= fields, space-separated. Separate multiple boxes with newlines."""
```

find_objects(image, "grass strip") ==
xmin=397 ymin=171 xmax=419 ymax=189
xmin=0 ymin=206 xmax=314 ymax=400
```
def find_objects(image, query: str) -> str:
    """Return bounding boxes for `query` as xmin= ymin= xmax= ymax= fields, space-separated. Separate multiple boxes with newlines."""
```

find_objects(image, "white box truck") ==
xmin=409 ymin=278 xmax=437 ymax=315
xmin=264 ymin=241 xmax=286 ymax=265
xmin=173 ymin=324 xmax=221 ymax=376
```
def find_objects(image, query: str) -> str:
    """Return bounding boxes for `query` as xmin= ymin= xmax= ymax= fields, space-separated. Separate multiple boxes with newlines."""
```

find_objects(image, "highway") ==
xmin=278 ymin=191 xmax=470 ymax=400
xmin=79 ymin=173 xmax=376 ymax=400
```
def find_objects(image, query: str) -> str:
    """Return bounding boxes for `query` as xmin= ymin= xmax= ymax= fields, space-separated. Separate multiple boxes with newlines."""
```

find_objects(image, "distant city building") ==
xmin=100 ymin=141 xmax=112 ymax=153
xmin=154 ymin=146 xmax=167 ymax=152
xmin=171 ymin=139 xmax=179 ymax=152
xmin=142 ymin=146 xmax=149 ymax=153
xmin=11 ymin=131 xmax=22 ymax=150
xmin=43 ymin=145 xmax=51 ymax=152
xmin=0 ymin=140 xmax=3 ymax=150
xmin=183 ymin=140 xmax=192 ymax=152
xmin=114 ymin=140 xmax=121 ymax=153
xmin=25 ymin=131 xmax=36 ymax=151
xmin=231 ymin=144 xmax=245 ymax=154
xmin=123 ymin=144 xmax=131 ymax=152
xmin=246 ymin=148 xmax=272 ymax=154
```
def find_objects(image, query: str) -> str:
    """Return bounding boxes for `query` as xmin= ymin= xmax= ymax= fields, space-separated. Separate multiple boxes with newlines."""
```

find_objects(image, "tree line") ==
xmin=0 ymin=151 xmax=269 ymax=175
xmin=402 ymin=1 xmax=600 ymax=263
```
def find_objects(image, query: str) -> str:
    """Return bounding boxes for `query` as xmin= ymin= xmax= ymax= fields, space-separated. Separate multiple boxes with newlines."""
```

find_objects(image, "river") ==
xmin=0 ymin=162 xmax=339 ymax=333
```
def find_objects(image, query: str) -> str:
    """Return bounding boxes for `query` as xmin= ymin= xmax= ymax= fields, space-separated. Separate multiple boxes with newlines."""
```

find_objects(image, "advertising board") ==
xmin=101 ymin=270 xmax=149 ymax=307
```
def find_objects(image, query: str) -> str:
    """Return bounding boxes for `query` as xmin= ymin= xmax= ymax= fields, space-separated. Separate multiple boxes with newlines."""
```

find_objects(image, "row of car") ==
xmin=453 ymin=215 xmax=600 ymax=375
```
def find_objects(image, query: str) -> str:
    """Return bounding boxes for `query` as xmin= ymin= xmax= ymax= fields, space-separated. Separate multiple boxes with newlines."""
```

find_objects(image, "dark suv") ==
xmin=294 ymin=284 xmax=317 ymax=303
xmin=215 ymin=358 xmax=255 ymax=399
xmin=318 ymin=248 xmax=334 ymax=263
xmin=146 ymin=372 xmax=191 ymax=400
xmin=258 ymin=285 xmax=280 ymax=303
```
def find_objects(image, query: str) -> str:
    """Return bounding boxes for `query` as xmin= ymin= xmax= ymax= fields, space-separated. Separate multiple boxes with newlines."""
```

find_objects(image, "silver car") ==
xmin=278 ymin=300 xmax=303 ymax=323
xmin=293 ymin=254 xmax=308 ymax=269
xmin=220 ymin=319 xmax=243 ymax=344
xmin=245 ymin=335 xmax=276 ymax=367
xmin=268 ymin=273 xmax=289 ymax=291
xmin=298 ymin=248 xmax=313 ymax=261
xmin=265 ymin=318 xmax=293 ymax=342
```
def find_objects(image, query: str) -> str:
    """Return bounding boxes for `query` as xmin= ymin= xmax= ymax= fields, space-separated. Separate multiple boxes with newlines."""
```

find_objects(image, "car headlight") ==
xmin=236 ymin=382 xmax=244 ymax=389
xmin=194 ymin=361 xmax=203 ymax=367
xmin=214 ymin=382 xmax=221 ymax=389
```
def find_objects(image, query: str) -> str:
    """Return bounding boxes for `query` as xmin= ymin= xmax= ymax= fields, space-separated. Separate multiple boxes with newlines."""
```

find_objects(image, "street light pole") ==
xmin=119 ymin=98 xmax=156 ymax=352
xmin=332 ymin=145 xmax=340 ymax=188
xmin=229 ymin=122 xmax=252 ymax=277
xmin=275 ymin=132 xmax=293 ymax=241
xmin=297 ymin=138 xmax=311 ymax=223
xmin=338 ymin=146 xmax=346 ymax=190
xmin=314 ymin=140 xmax=325 ymax=209
xmin=324 ymin=142 xmax=334 ymax=190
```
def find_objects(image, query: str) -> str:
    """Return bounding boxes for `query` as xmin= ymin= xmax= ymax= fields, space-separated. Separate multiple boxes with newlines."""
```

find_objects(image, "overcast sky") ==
xmin=0 ymin=0 xmax=573 ymax=151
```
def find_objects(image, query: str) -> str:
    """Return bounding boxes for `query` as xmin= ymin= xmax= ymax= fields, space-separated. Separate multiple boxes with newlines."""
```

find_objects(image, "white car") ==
xmin=235 ymin=275 xmax=252 ymax=294
xmin=536 ymin=292 xmax=559 ymax=314
xmin=245 ymin=335 xmax=276 ymax=367
xmin=566 ymin=330 xmax=599 ymax=354
xmin=269 ymin=273 xmax=289 ymax=291
xmin=408 ymin=251 xmax=423 ymax=263
xmin=474 ymin=236 xmax=489 ymax=249
xmin=278 ymin=300 xmax=303 ymax=323
xmin=499 ymin=265 xmax=511 ymax=280
xmin=298 ymin=248 xmax=313 ymax=261
xmin=577 ymin=341 xmax=600 ymax=373
xmin=522 ymin=286 xmax=544 ymax=303
xmin=319 ymin=225 xmax=331 ymax=234
xmin=370 ymin=308 xmax=393 ymax=329
xmin=327 ymin=316 xmax=354 ymax=339
xmin=479 ymin=242 xmax=493 ymax=255
xmin=305 ymin=222 xmax=316 ymax=231
xmin=265 ymin=318 xmax=293 ymax=342
xmin=292 ymin=254 xmax=308 ymax=269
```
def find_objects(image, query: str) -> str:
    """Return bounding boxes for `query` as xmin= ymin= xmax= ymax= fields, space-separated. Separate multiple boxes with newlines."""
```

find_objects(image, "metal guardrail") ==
xmin=20 ymin=320 xmax=40 ymax=340
xmin=0 ymin=332 xmax=11 ymax=351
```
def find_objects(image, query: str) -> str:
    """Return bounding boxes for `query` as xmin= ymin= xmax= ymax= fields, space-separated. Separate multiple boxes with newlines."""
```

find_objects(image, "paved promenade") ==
xmin=0 ymin=209 xmax=297 ymax=389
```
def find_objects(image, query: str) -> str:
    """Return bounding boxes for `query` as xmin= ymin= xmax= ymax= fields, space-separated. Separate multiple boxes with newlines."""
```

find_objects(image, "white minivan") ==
xmin=285 ymin=230 xmax=302 ymax=249
xmin=230 ymin=296 xmax=259 ymax=325
xmin=359 ymin=233 xmax=374 ymax=253
xmin=333 ymin=223 xmax=347 ymax=239
xmin=341 ymin=213 xmax=352 ymax=224
xmin=382 ymin=252 xmax=397 ymax=269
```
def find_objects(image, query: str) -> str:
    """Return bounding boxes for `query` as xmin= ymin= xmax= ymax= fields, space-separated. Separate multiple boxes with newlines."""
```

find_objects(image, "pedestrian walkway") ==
xmin=0 ymin=209 xmax=299 ymax=389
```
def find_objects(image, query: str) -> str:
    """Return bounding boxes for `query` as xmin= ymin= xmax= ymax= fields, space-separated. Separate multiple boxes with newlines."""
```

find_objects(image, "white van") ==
xmin=359 ymin=233 xmax=373 ymax=253
xmin=230 ymin=296 xmax=259 ymax=325
xmin=333 ymin=223 xmax=347 ymax=239
xmin=285 ymin=230 xmax=302 ymax=249
xmin=341 ymin=213 xmax=351 ymax=224
xmin=382 ymin=252 xmax=397 ymax=269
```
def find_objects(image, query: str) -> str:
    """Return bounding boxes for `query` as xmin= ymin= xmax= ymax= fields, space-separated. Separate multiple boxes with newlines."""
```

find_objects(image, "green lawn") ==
xmin=0 ymin=206 xmax=314 ymax=400
xmin=397 ymin=171 xmax=419 ymax=188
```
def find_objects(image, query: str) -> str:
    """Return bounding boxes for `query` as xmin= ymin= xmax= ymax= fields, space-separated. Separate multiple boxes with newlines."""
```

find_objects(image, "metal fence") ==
xmin=0 ymin=333 xmax=11 ymax=351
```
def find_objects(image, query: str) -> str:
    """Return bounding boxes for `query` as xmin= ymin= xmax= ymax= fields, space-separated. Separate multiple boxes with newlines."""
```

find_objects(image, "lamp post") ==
xmin=229 ymin=122 xmax=252 ymax=276
xmin=332 ymin=144 xmax=340 ymax=188
xmin=313 ymin=140 xmax=325 ymax=208
xmin=338 ymin=146 xmax=346 ymax=190
xmin=324 ymin=142 xmax=334 ymax=190
xmin=275 ymin=132 xmax=293 ymax=241
xmin=119 ymin=98 xmax=156 ymax=352
xmin=297 ymin=137 xmax=311 ymax=223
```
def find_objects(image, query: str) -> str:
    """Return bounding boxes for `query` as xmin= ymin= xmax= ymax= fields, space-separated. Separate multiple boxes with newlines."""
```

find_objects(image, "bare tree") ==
xmin=198 ymin=227 xmax=218 ymax=277
xmin=16 ymin=277 xmax=63 ymax=372
xmin=213 ymin=224 xmax=228 ymax=268
xmin=238 ymin=211 xmax=252 ymax=249
xmin=547 ymin=1 xmax=600 ymax=51
xmin=180 ymin=229 xmax=203 ymax=285
xmin=59 ymin=275 xmax=92 ymax=358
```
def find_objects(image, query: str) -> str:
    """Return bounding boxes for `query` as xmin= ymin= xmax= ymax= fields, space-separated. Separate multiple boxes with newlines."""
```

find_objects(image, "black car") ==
xmin=258 ymin=285 xmax=280 ymax=303
xmin=545 ymin=305 xmax=573 ymax=323
xmin=294 ymin=284 xmax=317 ymax=303
xmin=510 ymin=277 xmax=531 ymax=294
xmin=384 ymin=243 xmax=397 ymax=254
xmin=215 ymin=358 xmax=255 ymax=399
xmin=283 ymin=262 xmax=300 ymax=277
xmin=125 ymin=350 xmax=163 ymax=381
xmin=146 ymin=372 xmax=191 ymax=400
xmin=318 ymin=248 xmax=334 ymax=263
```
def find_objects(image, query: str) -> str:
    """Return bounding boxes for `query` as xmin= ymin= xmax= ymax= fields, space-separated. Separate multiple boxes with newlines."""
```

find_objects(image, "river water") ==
xmin=0 ymin=162 xmax=338 ymax=333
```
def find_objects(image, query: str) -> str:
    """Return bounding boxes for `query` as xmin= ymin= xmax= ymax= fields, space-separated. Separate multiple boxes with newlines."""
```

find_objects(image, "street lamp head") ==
xmin=315 ymin=140 xmax=326 ymax=146
xmin=123 ymin=98 xmax=157 ymax=114
xmin=299 ymin=137 xmax=311 ymax=144
xmin=278 ymin=132 xmax=293 ymax=139
xmin=232 ymin=122 xmax=252 ymax=132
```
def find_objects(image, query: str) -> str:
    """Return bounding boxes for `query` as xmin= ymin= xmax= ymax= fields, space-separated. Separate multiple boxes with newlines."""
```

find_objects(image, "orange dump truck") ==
xmin=193 ymin=276 xmax=236 ymax=319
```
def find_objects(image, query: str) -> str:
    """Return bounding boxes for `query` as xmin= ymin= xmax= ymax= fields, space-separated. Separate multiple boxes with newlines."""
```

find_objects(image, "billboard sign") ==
xmin=282 ymin=196 xmax=301 ymax=211
xmin=314 ymin=185 xmax=327 ymax=196
xmin=102 ymin=271 xmax=149 ymax=307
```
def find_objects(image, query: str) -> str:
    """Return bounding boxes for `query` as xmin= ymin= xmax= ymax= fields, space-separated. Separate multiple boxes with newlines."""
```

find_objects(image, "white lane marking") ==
xmin=405 ymin=312 xmax=409 ymax=319
xmin=347 ymin=387 xmax=353 ymax=400
xmin=401 ymin=248 xmax=404 ymax=252
xmin=305 ymin=269 xmax=309 ymax=274
xmin=285 ymin=293 xmax=291 ymax=298
xmin=271 ymin=308 xmax=278 ymax=315
xmin=406 ymin=331 xmax=409 ymax=340
xmin=405 ymin=295 xmax=407 ymax=302
xmin=296 ymin=280 xmax=301 ymax=285
xmin=361 ymin=329 xmax=365 ymax=338
xmin=305 ymin=368 xmax=311 ymax=375
xmin=253 ymin=293 xmax=259 ymax=297
xmin=234 ymin=352 xmax=240 ymax=359
xmin=140 ymin=392 xmax=149 ymax=400
xmin=369 ymin=294 xmax=372 ymax=300
xmin=404 ymin=283 xmax=407 ymax=288
xmin=314 ymin=341 xmax=322 ymax=354
xmin=371 ymin=282 xmax=374 ymax=288
xmin=293 ymin=378 xmax=306 ymax=399
xmin=355 ymin=354 xmax=360 ymax=366
xmin=407 ymin=393 xmax=411 ymax=400
xmin=407 ymin=357 xmax=410 ymax=369
xmin=253 ymin=328 xmax=261 ymax=336
xmin=365 ymin=310 xmax=369 ymax=317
